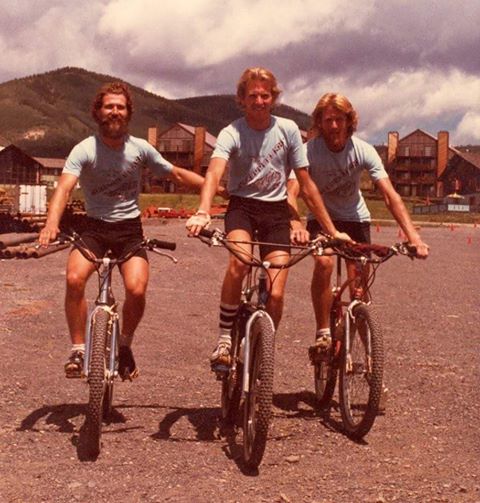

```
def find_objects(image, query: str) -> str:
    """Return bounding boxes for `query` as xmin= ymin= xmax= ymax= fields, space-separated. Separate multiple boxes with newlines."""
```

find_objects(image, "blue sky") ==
xmin=1 ymin=0 xmax=479 ymax=145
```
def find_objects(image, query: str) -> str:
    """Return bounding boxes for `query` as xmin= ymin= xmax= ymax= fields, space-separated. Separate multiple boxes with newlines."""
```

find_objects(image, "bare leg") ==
xmin=220 ymin=229 xmax=252 ymax=305
xmin=264 ymin=249 xmax=290 ymax=329
xmin=119 ymin=256 xmax=149 ymax=346
xmin=65 ymin=249 xmax=96 ymax=345
xmin=310 ymin=255 xmax=334 ymax=331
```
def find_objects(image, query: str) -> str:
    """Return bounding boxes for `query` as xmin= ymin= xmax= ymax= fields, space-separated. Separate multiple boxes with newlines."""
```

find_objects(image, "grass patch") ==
xmin=60 ymin=191 xmax=480 ymax=224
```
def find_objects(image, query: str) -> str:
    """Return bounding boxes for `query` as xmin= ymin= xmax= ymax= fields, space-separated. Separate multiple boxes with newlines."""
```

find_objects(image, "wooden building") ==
xmin=35 ymin=157 xmax=65 ymax=187
xmin=439 ymin=150 xmax=480 ymax=207
xmin=0 ymin=144 xmax=42 ymax=186
xmin=386 ymin=129 xmax=458 ymax=198
xmin=147 ymin=123 xmax=216 ymax=192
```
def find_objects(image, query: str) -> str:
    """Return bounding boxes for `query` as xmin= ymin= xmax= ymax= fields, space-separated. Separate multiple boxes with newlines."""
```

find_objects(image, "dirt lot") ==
xmin=0 ymin=220 xmax=479 ymax=503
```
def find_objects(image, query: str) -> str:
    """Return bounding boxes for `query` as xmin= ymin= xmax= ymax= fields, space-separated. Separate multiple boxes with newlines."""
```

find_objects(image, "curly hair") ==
xmin=236 ymin=67 xmax=281 ymax=108
xmin=310 ymin=93 xmax=358 ymax=138
xmin=91 ymin=81 xmax=133 ymax=121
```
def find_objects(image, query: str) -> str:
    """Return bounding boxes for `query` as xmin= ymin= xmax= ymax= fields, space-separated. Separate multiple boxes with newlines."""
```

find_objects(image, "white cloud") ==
xmin=453 ymin=112 xmax=480 ymax=144
xmin=286 ymin=68 xmax=480 ymax=144
xmin=98 ymin=0 xmax=374 ymax=67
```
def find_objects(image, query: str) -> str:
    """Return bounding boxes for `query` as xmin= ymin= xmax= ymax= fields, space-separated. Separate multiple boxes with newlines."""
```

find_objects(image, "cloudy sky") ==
xmin=1 ymin=0 xmax=479 ymax=145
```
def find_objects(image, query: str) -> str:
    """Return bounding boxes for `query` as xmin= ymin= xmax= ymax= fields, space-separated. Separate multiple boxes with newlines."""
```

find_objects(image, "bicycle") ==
xmin=195 ymin=229 xmax=344 ymax=469
xmin=46 ymin=232 xmax=177 ymax=457
xmin=310 ymin=236 xmax=417 ymax=439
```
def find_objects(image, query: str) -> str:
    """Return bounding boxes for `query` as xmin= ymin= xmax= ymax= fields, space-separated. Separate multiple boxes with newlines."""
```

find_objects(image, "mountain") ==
xmin=0 ymin=67 xmax=311 ymax=157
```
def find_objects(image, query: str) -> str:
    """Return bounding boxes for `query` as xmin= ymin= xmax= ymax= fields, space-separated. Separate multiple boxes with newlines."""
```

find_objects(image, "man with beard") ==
xmin=39 ymin=82 xmax=206 ymax=380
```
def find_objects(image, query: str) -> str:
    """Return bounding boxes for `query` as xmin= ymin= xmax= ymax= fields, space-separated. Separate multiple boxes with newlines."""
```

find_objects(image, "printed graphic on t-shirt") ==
xmin=321 ymin=159 xmax=360 ymax=198
xmin=238 ymin=139 xmax=286 ymax=193
xmin=90 ymin=154 xmax=142 ymax=201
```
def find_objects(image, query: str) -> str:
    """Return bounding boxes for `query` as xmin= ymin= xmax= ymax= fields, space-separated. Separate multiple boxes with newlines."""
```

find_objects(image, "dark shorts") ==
xmin=307 ymin=219 xmax=371 ymax=244
xmin=224 ymin=196 xmax=291 ymax=258
xmin=79 ymin=216 xmax=148 ymax=261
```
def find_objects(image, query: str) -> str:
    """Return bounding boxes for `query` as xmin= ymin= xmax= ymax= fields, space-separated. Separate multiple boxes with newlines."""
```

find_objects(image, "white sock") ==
xmin=316 ymin=328 xmax=331 ymax=340
xmin=72 ymin=343 xmax=85 ymax=353
xmin=218 ymin=328 xmax=232 ymax=346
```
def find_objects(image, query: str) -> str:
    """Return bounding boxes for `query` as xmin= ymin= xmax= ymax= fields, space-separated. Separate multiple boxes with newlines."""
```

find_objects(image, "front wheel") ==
xmin=85 ymin=308 xmax=110 ymax=457
xmin=339 ymin=303 xmax=384 ymax=439
xmin=243 ymin=314 xmax=275 ymax=470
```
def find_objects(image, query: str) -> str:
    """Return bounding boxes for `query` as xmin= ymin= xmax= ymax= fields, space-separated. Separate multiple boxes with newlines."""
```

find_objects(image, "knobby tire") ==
xmin=339 ymin=303 xmax=384 ymax=439
xmin=243 ymin=314 xmax=275 ymax=469
xmin=85 ymin=308 xmax=110 ymax=457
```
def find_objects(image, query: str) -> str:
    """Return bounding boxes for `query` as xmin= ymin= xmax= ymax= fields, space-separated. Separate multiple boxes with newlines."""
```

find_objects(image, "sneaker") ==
xmin=118 ymin=346 xmax=139 ymax=381
xmin=210 ymin=342 xmax=231 ymax=369
xmin=308 ymin=334 xmax=332 ymax=364
xmin=65 ymin=350 xmax=84 ymax=378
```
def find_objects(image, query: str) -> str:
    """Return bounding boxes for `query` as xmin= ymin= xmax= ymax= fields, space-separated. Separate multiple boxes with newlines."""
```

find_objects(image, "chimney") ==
xmin=194 ymin=127 xmax=206 ymax=174
xmin=436 ymin=131 xmax=449 ymax=197
xmin=387 ymin=131 xmax=399 ymax=166
xmin=147 ymin=127 xmax=158 ymax=147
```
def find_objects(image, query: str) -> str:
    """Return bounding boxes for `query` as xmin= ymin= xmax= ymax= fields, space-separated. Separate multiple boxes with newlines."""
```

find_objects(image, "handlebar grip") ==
xmin=199 ymin=228 xmax=215 ymax=239
xmin=148 ymin=239 xmax=176 ymax=251
xmin=405 ymin=243 xmax=417 ymax=256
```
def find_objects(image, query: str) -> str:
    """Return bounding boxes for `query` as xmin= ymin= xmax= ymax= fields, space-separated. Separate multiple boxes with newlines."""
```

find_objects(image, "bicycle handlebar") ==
xmin=196 ymin=228 xmax=417 ymax=269
xmin=44 ymin=232 xmax=177 ymax=263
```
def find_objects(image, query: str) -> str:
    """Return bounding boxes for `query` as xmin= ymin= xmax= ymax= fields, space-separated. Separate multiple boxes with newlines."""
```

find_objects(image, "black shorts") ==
xmin=307 ymin=219 xmax=371 ymax=244
xmin=224 ymin=196 xmax=291 ymax=258
xmin=79 ymin=216 xmax=148 ymax=261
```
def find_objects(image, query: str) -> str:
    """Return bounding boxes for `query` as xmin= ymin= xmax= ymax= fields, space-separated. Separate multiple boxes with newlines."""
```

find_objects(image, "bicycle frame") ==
xmin=332 ymin=255 xmax=373 ymax=372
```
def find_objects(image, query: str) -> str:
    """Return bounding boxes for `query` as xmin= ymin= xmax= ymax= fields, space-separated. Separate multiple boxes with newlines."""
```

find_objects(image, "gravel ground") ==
xmin=0 ymin=219 xmax=479 ymax=503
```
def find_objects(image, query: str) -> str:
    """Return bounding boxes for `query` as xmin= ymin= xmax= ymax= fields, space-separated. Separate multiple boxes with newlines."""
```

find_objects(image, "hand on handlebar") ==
xmin=38 ymin=223 xmax=60 ymax=247
xmin=290 ymin=220 xmax=310 ymax=245
xmin=186 ymin=210 xmax=211 ymax=236
xmin=333 ymin=230 xmax=354 ymax=243
xmin=410 ymin=239 xmax=429 ymax=259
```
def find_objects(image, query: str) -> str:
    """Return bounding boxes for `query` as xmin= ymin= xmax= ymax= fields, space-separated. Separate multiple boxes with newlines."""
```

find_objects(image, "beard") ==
xmin=98 ymin=116 xmax=129 ymax=139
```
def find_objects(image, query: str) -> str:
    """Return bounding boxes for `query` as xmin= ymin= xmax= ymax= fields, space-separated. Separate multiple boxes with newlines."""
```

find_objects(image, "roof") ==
xmin=176 ymin=123 xmax=217 ymax=148
xmin=34 ymin=157 xmax=66 ymax=169
xmin=452 ymin=150 xmax=480 ymax=170
xmin=398 ymin=128 xmax=460 ymax=155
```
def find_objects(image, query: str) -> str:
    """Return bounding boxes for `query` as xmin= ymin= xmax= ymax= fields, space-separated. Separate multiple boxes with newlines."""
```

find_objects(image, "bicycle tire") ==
xmin=313 ymin=302 xmax=341 ymax=408
xmin=221 ymin=314 xmax=243 ymax=425
xmin=339 ymin=303 xmax=384 ymax=439
xmin=85 ymin=308 xmax=110 ymax=456
xmin=243 ymin=314 xmax=275 ymax=469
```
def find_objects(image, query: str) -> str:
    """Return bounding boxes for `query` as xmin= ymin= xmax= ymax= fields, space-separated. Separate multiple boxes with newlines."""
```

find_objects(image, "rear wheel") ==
xmin=221 ymin=319 xmax=242 ymax=425
xmin=243 ymin=314 xmax=275 ymax=470
xmin=339 ymin=303 xmax=383 ymax=439
xmin=85 ymin=308 xmax=110 ymax=457
xmin=313 ymin=301 xmax=341 ymax=408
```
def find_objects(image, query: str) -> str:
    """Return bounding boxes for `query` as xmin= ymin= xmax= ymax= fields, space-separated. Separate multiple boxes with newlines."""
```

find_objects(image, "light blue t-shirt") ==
xmin=306 ymin=135 xmax=388 ymax=222
xmin=63 ymin=135 xmax=173 ymax=221
xmin=212 ymin=116 xmax=308 ymax=202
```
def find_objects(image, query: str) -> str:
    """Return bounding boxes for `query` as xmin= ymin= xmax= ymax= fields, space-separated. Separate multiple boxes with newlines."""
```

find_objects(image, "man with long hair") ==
xmin=290 ymin=92 xmax=429 ymax=360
